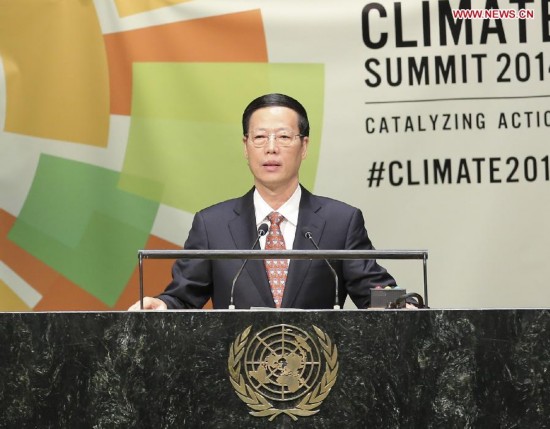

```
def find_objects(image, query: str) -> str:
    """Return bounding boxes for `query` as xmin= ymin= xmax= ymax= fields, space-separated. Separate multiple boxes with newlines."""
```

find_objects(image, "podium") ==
xmin=1 ymin=309 xmax=549 ymax=427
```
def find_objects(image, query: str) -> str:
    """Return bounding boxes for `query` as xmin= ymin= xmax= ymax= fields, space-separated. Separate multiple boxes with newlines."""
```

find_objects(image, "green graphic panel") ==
xmin=8 ymin=155 xmax=159 ymax=306
xmin=120 ymin=62 xmax=324 ymax=213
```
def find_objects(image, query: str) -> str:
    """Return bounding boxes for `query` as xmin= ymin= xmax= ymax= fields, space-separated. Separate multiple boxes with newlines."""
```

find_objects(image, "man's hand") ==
xmin=128 ymin=297 xmax=167 ymax=311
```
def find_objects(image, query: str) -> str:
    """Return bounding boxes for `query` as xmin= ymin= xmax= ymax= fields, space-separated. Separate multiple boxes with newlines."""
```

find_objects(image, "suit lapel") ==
xmin=228 ymin=188 xmax=275 ymax=307
xmin=281 ymin=187 xmax=326 ymax=308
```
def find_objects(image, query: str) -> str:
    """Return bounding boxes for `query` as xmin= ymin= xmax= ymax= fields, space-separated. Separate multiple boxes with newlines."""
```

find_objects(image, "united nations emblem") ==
xmin=228 ymin=324 xmax=339 ymax=421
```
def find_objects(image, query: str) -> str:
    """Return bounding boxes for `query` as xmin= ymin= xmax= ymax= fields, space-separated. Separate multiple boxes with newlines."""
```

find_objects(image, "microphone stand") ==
xmin=304 ymin=231 xmax=341 ymax=309
xmin=228 ymin=224 xmax=268 ymax=309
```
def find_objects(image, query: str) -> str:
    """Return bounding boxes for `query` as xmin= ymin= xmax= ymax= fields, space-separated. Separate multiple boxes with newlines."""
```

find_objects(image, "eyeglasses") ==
xmin=246 ymin=132 xmax=303 ymax=148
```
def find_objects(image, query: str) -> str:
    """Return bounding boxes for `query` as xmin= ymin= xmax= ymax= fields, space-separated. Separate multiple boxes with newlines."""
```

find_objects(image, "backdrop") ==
xmin=1 ymin=0 xmax=548 ymax=310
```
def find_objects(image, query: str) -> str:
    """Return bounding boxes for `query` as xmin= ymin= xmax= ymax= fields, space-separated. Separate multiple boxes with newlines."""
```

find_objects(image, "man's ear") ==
xmin=301 ymin=136 xmax=309 ymax=159
xmin=243 ymin=136 xmax=249 ymax=159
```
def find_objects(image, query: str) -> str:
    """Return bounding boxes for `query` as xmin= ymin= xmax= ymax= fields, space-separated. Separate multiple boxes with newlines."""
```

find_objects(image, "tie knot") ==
xmin=268 ymin=212 xmax=284 ymax=226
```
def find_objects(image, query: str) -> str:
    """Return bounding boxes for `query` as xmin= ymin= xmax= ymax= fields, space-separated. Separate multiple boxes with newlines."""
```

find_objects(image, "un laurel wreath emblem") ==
xmin=227 ymin=324 xmax=339 ymax=421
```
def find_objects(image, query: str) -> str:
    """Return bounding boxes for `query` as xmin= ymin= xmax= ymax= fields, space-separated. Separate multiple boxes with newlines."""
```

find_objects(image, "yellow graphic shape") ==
xmin=115 ymin=0 xmax=192 ymax=17
xmin=0 ymin=1 xmax=109 ymax=146
xmin=0 ymin=280 xmax=32 ymax=312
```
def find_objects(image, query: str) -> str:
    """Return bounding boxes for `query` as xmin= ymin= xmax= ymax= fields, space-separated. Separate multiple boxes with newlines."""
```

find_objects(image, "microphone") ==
xmin=302 ymin=228 xmax=341 ymax=309
xmin=229 ymin=223 xmax=269 ymax=309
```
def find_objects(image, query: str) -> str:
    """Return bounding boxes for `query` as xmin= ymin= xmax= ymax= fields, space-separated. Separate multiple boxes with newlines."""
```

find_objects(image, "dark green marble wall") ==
xmin=1 ymin=309 xmax=549 ymax=428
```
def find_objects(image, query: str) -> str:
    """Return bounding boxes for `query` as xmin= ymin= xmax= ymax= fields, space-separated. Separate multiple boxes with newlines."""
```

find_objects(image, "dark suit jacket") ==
xmin=158 ymin=186 xmax=396 ymax=309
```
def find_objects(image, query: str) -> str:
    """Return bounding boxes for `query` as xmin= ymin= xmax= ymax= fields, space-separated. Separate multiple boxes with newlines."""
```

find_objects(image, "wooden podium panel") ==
xmin=1 ymin=309 xmax=549 ymax=427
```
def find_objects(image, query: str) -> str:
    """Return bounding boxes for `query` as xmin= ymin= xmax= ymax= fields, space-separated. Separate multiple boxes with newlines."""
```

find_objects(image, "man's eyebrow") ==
xmin=251 ymin=127 xmax=294 ymax=133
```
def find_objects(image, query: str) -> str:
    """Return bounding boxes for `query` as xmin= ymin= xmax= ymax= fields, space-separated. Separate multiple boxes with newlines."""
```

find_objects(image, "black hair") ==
xmin=242 ymin=93 xmax=310 ymax=137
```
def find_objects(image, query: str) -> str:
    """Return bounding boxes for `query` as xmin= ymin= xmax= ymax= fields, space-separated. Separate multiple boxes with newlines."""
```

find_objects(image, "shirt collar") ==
xmin=254 ymin=185 xmax=301 ymax=227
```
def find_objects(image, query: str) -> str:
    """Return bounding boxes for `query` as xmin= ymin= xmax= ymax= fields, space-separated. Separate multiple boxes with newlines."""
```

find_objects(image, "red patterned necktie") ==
xmin=264 ymin=212 xmax=288 ymax=308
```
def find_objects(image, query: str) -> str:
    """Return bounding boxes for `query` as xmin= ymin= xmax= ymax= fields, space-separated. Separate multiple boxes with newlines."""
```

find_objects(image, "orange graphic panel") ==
xmin=104 ymin=9 xmax=267 ymax=115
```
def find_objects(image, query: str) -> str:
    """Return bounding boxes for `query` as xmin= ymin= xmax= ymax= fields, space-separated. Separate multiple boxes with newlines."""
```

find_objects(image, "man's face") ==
xmin=243 ymin=106 xmax=308 ymax=192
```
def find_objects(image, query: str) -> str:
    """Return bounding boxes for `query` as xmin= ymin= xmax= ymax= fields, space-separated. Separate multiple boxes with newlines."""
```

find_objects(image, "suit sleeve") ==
xmin=342 ymin=208 xmax=396 ymax=309
xmin=156 ymin=212 xmax=213 ymax=309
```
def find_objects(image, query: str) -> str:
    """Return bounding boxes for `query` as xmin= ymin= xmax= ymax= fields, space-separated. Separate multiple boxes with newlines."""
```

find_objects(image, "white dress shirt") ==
xmin=254 ymin=186 xmax=301 ymax=251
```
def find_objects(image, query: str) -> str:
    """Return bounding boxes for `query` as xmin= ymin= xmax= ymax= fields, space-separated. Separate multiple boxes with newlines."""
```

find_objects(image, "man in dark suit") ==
xmin=129 ymin=93 xmax=395 ymax=310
